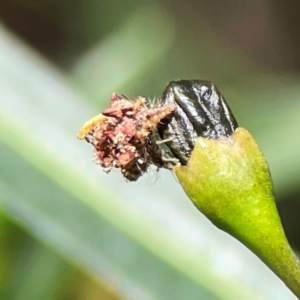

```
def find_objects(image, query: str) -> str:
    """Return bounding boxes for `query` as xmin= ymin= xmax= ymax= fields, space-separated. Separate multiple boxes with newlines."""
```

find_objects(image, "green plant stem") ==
xmin=175 ymin=127 xmax=300 ymax=299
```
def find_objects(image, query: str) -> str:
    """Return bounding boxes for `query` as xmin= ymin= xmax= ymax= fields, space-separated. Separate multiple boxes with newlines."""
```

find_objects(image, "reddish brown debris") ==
xmin=78 ymin=93 xmax=177 ymax=181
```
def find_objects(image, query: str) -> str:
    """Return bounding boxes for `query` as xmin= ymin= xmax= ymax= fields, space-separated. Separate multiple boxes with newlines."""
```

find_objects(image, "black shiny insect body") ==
xmin=157 ymin=80 xmax=238 ymax=165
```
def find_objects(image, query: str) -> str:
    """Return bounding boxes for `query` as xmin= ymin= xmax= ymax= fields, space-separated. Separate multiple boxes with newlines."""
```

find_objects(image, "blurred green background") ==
xmin=0 ymin=1 xmax=300 ymax=299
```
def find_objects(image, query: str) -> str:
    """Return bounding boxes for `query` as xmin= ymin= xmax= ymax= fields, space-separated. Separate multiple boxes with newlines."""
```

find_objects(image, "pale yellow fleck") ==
xmin=77 ymin=114 xmax=106 ymax=139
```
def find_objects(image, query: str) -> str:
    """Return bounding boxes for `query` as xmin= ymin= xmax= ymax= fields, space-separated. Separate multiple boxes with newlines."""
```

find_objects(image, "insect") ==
xmin=157 ymin=80 xmax=238 ymax=165
xmin=77 ymin=93 xmax=178 ymax=181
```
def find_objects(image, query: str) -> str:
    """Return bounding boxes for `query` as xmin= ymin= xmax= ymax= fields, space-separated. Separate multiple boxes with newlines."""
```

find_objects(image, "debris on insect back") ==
xmin=77 ymin=93 xmax=178 ymax=181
